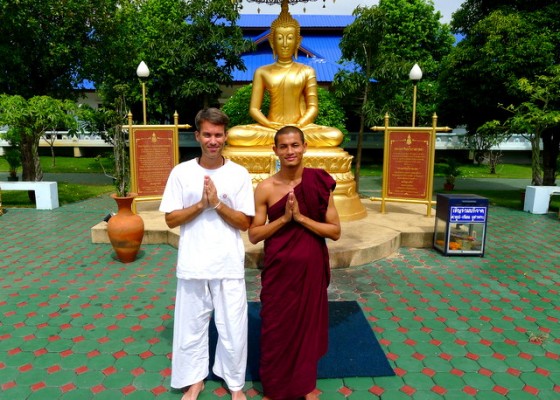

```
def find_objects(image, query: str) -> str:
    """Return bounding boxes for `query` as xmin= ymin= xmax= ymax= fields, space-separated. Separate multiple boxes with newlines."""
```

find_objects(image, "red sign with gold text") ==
xmin=387 ymin=131 xmax=430 ymax=199
xmin=132 ymin=128 xmax=175 ymax=196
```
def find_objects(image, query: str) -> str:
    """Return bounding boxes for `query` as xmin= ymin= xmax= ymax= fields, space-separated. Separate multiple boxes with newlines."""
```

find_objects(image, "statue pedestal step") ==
xmin=223 ymin=145 xmax=367 ymax=221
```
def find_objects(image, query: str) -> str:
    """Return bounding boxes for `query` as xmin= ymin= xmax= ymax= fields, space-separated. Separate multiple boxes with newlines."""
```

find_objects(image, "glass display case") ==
xmin=434 ymin=194 xmax=488 ymax=256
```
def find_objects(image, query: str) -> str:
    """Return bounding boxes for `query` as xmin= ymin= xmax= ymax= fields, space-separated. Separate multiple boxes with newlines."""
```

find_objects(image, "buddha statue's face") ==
xmin=270 ymin=25 xmax=300 ymax=61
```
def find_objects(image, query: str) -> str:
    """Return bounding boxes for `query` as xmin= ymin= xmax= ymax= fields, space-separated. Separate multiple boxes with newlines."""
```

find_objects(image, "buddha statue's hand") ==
xmin=263 ymin=121 xmax=285 ymax=130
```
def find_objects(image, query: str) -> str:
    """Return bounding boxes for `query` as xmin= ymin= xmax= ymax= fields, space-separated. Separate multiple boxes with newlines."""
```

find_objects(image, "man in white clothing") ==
xmin=160 ymin=107 xmax=254 ymax=400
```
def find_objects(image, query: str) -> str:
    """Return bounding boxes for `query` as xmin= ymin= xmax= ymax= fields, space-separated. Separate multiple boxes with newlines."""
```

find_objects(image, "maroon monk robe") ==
xmin=259 ymin=168 xmax=335 ymax=400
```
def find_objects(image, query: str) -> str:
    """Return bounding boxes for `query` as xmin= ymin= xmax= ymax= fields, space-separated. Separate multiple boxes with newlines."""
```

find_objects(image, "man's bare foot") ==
xmin=230 ymin=389 xmax=246 ymax=400
xmin=181 ymin=381 xmax=204 ymax=400
xmin=305 ymin=389 xmax=320 ymax=400
xmin=231 ymin=389 xmax=247 ymax=400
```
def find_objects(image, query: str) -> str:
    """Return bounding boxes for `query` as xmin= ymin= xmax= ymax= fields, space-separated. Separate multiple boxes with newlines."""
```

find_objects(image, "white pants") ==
xmin=170 ymin=279 xmax=248 ymax=392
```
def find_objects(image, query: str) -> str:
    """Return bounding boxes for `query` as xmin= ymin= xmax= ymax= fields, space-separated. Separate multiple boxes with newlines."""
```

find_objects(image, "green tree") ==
xmin=451 ymin=0 xmax=554 ymax=35
xmin=333 ymin=5 xmax=387 ymax=191
xmin=440 ymin=2 xmax=560 ymax=184
xmin=0 ymin=95 xmax=78 ymax=182
xmin=374 ymin=0 xmax=453 ymax=127
xmin=0 ymin=0 xmax=112 ymax=99
xmin=471 ymin=120 xmax=510 ymax=173
xmin=501 ymin=69 xmax=560 ymax=185
xmin=334 ymin=1 xmax=453 ymax=189
xmin=87 ymin=0 xmax=251 ymax=124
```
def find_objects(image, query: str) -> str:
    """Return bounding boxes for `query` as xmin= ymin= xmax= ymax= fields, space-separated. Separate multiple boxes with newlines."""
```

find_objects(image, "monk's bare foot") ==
xmin=181 ymin=381 xmax=204 ymax=400
xmin=231 ymin=389 xmax=246 ymax=400
xmin=305 ymin=389 xmax=320 ymax=400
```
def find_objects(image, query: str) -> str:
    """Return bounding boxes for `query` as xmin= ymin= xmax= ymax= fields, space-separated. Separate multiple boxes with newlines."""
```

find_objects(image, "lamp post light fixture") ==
xmin=409 ymin=63 xmax=422 ymax=127
xmin=136 ymin=61 xmax=150 ymax=125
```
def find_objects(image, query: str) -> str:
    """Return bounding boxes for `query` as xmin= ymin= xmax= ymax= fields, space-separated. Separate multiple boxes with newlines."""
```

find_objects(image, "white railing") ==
xmin=1 ymin=130 xmax=536 ymax=155
xmin=0 ymin=131 xmax=110 ymax=155
xmin=434 ymin=132 xmax=534 ymax=151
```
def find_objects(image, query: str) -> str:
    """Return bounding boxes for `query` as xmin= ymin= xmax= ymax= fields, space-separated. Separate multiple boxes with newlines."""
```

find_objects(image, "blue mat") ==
xmin=209 ymin=301 xmax=395 ymax=380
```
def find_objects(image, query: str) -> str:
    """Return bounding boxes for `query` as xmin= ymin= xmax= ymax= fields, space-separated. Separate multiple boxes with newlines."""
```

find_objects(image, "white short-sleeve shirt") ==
xmin=159 ymin=159 xmax=255 ymax=280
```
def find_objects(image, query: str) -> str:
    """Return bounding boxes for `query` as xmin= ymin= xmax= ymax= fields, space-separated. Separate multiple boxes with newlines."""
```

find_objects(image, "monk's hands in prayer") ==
xmin=284 ymin=191 xmax=304 ymax=224
xmin=282 ymin=191 xmax=295 ymax=222
xmin=291 ymin=193 xmax=304 ymax=223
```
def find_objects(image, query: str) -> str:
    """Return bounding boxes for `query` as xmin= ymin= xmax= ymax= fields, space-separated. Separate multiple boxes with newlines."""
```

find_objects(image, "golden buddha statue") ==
xmin=224 ymin=1 xmax=366 ymax=221
xmin=226 ymin=3 xmax=343 ymax=148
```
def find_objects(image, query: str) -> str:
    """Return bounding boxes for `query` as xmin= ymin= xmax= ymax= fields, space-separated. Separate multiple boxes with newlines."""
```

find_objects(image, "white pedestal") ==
xmin=523 ymin=186 xmax=560 ymax=214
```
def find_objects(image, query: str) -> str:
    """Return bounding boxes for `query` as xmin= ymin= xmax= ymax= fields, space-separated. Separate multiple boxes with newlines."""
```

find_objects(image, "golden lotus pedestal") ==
xmin=223 ymin=145 xmax=367 ymax=222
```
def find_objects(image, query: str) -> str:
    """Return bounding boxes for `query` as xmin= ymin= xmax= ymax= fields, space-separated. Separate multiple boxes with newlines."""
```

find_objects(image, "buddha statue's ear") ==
xmin=294 ymin=35 xmax=302 ymax=60
xmin=269 ymin=35 xmax=277 ymax=60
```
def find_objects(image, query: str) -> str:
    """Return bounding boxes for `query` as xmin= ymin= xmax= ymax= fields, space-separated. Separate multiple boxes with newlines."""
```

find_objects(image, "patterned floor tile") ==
xmin=1 ymin=195 xmax=559 ymax=398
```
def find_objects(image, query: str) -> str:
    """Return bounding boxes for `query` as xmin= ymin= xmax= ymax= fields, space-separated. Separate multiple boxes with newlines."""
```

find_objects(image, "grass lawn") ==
xmin=1 ymin=183 xmax=114 ymax=208
xmin=0 ymin=155 xmax=108 ymax=174
xmin=357 ymin=162 xmax=560 ymax=212
xmin=357 ymin=162 xmax=533 ymax=179
xmin=1 ymin=156 xmax=114 ymax=207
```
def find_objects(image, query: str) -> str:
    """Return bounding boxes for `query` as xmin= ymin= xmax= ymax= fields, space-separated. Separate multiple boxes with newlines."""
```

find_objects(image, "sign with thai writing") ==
xmin=130 ymin=127 xmax=178 ymax=197
xmin=386 ymin=131 xmax=430 ymax=199
xmin=450 ymin=206 xmax=487 ymax=223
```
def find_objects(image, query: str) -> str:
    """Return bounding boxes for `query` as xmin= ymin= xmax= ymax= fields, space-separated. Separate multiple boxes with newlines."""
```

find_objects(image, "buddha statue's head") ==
xmin=269 ymin=4 xmax=302 ymax=61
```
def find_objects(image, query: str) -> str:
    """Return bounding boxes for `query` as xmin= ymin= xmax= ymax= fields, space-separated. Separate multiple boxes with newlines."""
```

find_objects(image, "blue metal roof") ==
xmin=237 ymin=14 xmax=355 ymax=28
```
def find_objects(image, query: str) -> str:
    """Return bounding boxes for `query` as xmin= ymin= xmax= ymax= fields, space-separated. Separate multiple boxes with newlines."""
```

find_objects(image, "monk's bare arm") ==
xmin=293 ymin=192 xmax=341 ymax=241
xmin=248 ymin=182 xmax=290 ymax=244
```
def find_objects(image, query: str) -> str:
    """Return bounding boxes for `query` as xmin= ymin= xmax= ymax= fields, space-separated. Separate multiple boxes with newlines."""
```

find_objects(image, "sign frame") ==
xmin=127 ymin=113 xmax=190 ymax=212
xmin=371 ymin=113 xmax=450 ymax=216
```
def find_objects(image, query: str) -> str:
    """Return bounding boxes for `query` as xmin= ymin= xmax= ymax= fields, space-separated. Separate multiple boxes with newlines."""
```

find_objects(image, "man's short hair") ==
xmin=195 ymin=108 xmax=229 ymax=131
xmin=274 ymin=125 xmax=305 ymax=146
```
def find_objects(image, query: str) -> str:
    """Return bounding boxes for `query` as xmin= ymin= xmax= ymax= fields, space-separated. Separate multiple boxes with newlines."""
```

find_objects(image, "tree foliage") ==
xmin=333 ymin=1 xmax=453 ymax=189
xmin=451 ymin=0 xmax=555 ymax=35
xmin=0 ymin=95 xmax=80 ymax=182
xmin=500 ymin=68 xmax=560 ymax=184
xmin=440 ymin=2 xmax=560 ymax=184
xmin=87 ymin=0 xmax=251 ymax=124
xmin=0 ymin=0 xmax=250 ymax=189
xmin=0 ymin=0 xmax=111 ymax=99
xmin=335 ymin=0 xmax=454 ymax=128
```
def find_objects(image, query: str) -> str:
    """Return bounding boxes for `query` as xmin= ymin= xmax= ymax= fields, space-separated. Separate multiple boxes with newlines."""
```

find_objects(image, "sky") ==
xmin=239 ymin=0 xmax=465 ymax=23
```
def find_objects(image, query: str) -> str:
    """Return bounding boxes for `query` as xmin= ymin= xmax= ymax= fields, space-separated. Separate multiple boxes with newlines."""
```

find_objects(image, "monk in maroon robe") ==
xmin=249 ymin=126 xmax=341 ymax=400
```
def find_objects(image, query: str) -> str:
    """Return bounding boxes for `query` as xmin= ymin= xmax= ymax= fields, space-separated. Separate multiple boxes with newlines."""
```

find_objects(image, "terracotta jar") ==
xmin=107 ymin=193 xmax=144 ymax=263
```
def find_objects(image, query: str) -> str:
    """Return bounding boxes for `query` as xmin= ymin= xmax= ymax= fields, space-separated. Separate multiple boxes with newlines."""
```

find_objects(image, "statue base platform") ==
xmin=222 ymin=145 xmax=367 ymax=222
xmin=91 ymin=200 xmax=435 ymax=268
